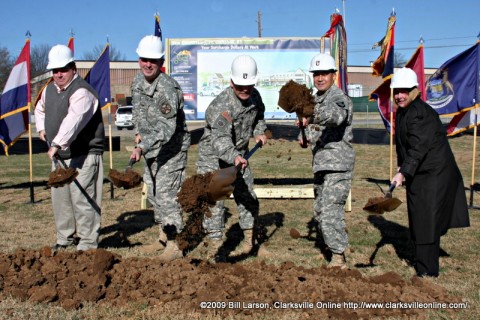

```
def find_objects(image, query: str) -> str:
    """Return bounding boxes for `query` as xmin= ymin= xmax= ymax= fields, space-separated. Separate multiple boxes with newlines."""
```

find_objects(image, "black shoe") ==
xmin=51 ymin=243 xmax=69 ymax=252
xmin=416 ymin=272 xmax=439 ymax=278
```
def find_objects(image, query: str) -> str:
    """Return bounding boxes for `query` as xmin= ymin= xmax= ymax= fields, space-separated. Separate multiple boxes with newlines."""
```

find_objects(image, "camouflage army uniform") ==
xmin=304 ymin=84 xmax=355 ymax=254
xmin=131 ymin=72 xmax=191 ymax=233
xmin=197 ymin=86 xmax=267 ymax=238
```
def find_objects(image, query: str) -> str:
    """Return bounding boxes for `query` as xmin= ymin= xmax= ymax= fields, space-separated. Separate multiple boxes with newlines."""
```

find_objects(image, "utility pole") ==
xmin=257 ymin=11 xmax=262 ymax=37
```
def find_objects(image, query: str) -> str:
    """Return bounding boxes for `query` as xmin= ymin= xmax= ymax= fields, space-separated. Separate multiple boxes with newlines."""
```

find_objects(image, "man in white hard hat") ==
xmin=34 ymin=44 xmax=105 ymax=251
xmin=130 ymin=35 xmax=191 ymax=261
xmin=197 ymin=54 xmax=269 ymax=261
xmin=297 ymin=53 xmax=355 ymax=269
xmin=390 ymin=67 xmax=469 ymax=277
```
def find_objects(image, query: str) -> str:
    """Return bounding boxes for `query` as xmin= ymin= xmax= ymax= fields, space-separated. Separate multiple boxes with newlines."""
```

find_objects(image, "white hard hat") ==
xmin=136 ymin=35 xmax=164 ymax=59
xmin=309 ymin=53 xmax=337 ymax=72
xmin=46 ymin=44 xmax=74 ymax=70
xmin=231 ymin=55 xmax=258 ymax=86
xmin=390 ymin=67 xmax=418 ymax=89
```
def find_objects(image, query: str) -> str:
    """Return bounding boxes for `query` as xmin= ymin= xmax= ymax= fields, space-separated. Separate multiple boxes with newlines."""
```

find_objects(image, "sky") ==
xmin=0 ymin=0 xmax=478 ymax=69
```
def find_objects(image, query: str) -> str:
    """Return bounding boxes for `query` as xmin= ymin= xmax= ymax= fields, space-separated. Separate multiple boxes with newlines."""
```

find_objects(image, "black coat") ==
xmin=395 ymin=97 xmax=470 ymax=244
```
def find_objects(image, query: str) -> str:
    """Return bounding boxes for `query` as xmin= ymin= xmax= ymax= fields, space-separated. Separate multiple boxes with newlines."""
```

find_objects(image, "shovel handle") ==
xmin=244 ymin=140 xmax=263 ymax=160
xmin=127 ymin=158 xmax=136 ymax=169
xmin=233 ymin=140 xmax=263 ymax=171
xmin=299 ymin=121 xmax=308 ymax=149
xmin=388 ymin=182 xmax=397 ymax=193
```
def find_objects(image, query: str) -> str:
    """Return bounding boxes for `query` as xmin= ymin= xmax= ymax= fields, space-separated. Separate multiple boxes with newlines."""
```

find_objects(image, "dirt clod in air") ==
xmin=278 ymin=80 xmax=315 ymax=118
xmin=289 ymin=228 xmax=301 ymax=239
xmin=178 ymin=172 xmax=215 ymax=217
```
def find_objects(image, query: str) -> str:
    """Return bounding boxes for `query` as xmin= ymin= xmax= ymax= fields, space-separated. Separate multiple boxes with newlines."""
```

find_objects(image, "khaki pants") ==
xmin=51 ymin=154 xmax=103 ymax=250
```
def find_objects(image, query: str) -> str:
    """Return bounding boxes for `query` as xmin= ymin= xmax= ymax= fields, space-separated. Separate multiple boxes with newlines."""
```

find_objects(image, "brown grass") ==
xmin=0 ymin=127 xmax=479 ymax=319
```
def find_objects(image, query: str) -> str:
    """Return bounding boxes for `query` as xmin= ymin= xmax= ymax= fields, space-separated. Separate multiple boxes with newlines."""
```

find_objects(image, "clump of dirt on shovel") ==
xmin=108 ymin=168 xmax=142 ymax=189
xmin=363 ymin=197 xmax=387 ymax=214
xmin=177 ymin=172 xmax=215 ymax=217
xmin=47 ymin=167 xmax=78 ymax=188
xmin=278 ymin=80 xmax=315 ymax=118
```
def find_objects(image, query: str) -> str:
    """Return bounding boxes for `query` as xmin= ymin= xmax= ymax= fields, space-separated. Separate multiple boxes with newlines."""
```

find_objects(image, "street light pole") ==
xmin=342 ymin=0 xmax=346 ymax=28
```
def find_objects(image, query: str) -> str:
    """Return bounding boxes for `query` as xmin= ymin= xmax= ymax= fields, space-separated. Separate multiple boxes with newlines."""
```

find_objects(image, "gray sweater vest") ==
xmin=45 ymin=76 xmax=105 ymax=159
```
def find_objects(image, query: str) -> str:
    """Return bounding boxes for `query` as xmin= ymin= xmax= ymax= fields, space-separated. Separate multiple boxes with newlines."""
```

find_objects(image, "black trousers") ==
xmin=414 ymin=240 xmax=440 ymax=276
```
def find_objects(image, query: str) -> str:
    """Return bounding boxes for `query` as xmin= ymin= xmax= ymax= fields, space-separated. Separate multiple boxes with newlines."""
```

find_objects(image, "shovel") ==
xmin=363 ymin=182 xmax=402 ymax=214
xmin=298 ymin=117 xmax=308 ymax=148
xmin=108 ymin=158 xmax=142 ymax=189
xmin=206 ymin=140 xmax=263 ymax=202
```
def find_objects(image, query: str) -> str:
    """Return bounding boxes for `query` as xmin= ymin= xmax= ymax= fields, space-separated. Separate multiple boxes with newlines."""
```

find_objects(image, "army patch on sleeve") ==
xmin=221 ymin=111 xmax=233 ymax=123
xmin=213 ymin=111 xmax=232 ymax=131
xmin=336 ymin=101 xmax=345 ymax=108
xmin=160 ymin=104 xmax=172 ymax=115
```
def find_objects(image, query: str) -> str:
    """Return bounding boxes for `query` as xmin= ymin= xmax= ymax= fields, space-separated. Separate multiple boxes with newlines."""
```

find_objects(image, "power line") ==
xmin=349 ymin=35 xmax=476 ymax=47
xmin=350 ymin=43 xmax=474 ymax=53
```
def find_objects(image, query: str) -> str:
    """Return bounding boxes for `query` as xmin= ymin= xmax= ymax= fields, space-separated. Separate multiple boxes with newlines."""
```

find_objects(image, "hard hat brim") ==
xmin=231 ymin=76 xmax=257 ymax=86
xmin=136 ymin=49 xmax=165 ymax=60
xmin=309 ymin=68 xmax=337 ymax=73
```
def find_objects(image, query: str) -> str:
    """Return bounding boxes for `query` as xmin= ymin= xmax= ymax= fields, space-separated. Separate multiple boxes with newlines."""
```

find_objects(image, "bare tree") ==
xmin=394 ymin=52 xmax=408 ymax=67
xmin=82 ymin=44 xmax=126 ymax=61
xmin=0 ymin=45 xmax=13 ymax=92
xmin=30 ymin=43 xmax=50 ymax=78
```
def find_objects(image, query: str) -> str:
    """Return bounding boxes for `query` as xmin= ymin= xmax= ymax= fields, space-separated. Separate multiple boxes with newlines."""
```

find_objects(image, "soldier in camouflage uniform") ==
xmin=130 ymin=35 xmax=191 ymax=261
xmin=197 ymin=55 xmax=268 ymax=261
xmin=298 ymin=53 xmax=355 ymax=269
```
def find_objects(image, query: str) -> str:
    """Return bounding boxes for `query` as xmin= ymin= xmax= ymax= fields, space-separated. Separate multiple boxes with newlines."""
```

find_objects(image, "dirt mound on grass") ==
xmin=0 ymin=247 xmax=461 ymax=318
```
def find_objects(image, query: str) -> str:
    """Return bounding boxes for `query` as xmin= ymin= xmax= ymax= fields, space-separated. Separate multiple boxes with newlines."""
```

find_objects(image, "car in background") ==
xmin=115 ymin=105 xmax=134 ymax=130
xmin=198 ymin=86 xmax=222 ymax=97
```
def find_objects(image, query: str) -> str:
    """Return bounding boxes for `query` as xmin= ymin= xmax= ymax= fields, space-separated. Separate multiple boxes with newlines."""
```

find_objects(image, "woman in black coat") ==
xmin=390 ymin=68 xmax=470 ymax=277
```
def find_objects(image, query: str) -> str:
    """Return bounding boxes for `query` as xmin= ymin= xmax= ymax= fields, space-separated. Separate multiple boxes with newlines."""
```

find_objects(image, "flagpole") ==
xmin=25 ymin=33 xmax=34 ymax=204
xmin=28 ymin=101 xmax=34 ymax=203
xmin=470 ymin=104 xmax=478 ymax=208
xmin=109 ymin=103 xmax=114 ymax=200
xmin=389 ymin=88 xmax=394 ymax=180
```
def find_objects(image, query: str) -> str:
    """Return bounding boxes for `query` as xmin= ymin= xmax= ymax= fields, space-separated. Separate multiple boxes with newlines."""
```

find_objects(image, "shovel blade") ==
xmin=207 ymin=166 xmax=238 ymax=202
xmin=363 ymin=197 xmax=402 ymax=214
xmin=382 ymin=197 xmax=402 ymax=212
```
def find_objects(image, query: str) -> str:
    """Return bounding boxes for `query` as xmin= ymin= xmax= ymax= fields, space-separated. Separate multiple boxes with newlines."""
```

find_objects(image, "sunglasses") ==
xmin=139 ymin=57 xmax=161 ymax=63
xmin=52 ymin=66 xmax=71 ymax=74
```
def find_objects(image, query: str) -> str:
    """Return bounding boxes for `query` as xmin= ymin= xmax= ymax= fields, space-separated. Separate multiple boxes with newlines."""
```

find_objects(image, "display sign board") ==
xmin=167 ymin=38 xmax=321 ymax=120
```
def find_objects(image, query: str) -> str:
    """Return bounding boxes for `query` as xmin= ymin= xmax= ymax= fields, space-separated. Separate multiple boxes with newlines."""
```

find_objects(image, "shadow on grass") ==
xmin=355 ymin=215 xmax=414 ymax=268
xmin=365 ymin=177 xmax=391 ymax=193
xmin=222 ymin=211 xmax=284 ymax=263
xmin=303 ymin=218 xmax=332 ymax=261
xmin=99 ymin=209 xmax=154 ymax=248
xmin=0 ymin=180 xmax=48 ymax=190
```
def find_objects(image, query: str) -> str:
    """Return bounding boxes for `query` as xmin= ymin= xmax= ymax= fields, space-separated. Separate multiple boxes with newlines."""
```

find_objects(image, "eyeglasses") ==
xmin=139 ymin=57 xmax=161 ymax=64
xmin=52 ymin=66 xmax=71 ymax=74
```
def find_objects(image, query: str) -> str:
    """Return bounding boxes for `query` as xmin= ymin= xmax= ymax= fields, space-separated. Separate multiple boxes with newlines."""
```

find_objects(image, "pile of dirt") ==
xmin=0 ymin=247 xmax=461 ymax=318
xmin=278 ymin=80 xmax=315 ymax=118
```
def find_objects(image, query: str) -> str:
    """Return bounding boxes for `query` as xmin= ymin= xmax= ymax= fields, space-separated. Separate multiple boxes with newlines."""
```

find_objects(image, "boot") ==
xmin=158 ymin=240 xmax=183 ymax=262
xmin=205 ymin=238 xmax=225 ymax=263
xmin=230 ymin=229 xmax=254 ymax=257
xmin=158 ymin=226 xmax=183 ymax=262
xmin=139 ymin=224 xmax=167 ymax=253
xmin=257 ymin=244 xmax=273 ymax=258
xmin=328 ymin=252 xmax=347 ymax=269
